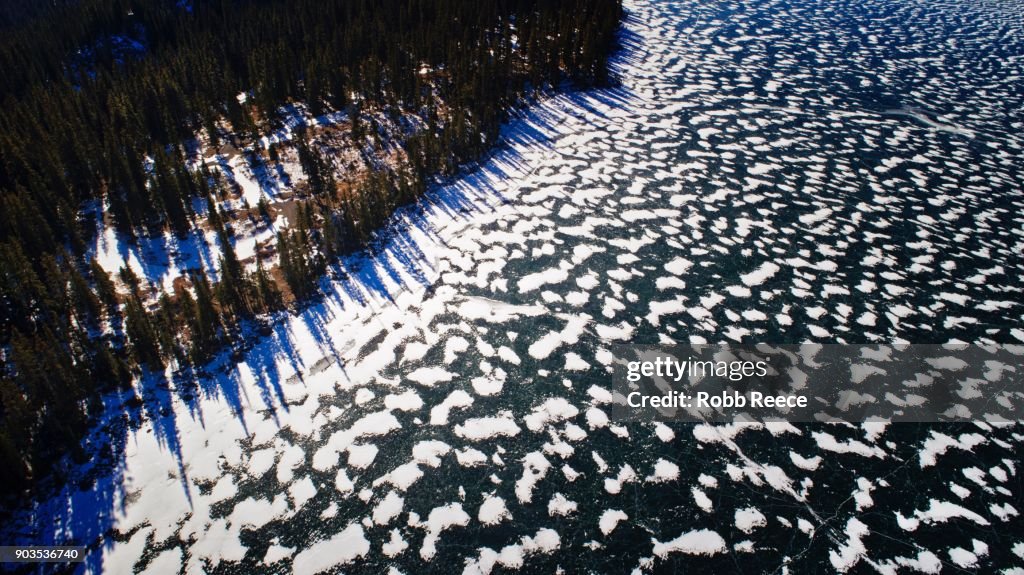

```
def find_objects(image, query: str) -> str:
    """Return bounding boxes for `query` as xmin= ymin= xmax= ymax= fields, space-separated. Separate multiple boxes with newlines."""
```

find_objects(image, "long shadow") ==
xmin=95 ymin=216 xmax=219 ymax=292
xmin=192 ymin=355 xmax=251 ymax=435
xmin=175 ymin=231 xmax=218 ymax=281
xmin=247 ymin=152 xmax=283 ymax=198
xmin=115 ymin=231 xmax=171 ymax=288
xmin=332 ymin=252 xmax=399 ymax=306
xmin=3 ymin=383 xmax=136 ymax=575
xmin=384 ymin=228 xmax=436 ymax=289
xmin=134 ymin=371 xmax=193 ymax=510
xmin=4 ymin=30 xmax=643 ymax=575
xmin=3 ymin=368 xmax=197 ymax=575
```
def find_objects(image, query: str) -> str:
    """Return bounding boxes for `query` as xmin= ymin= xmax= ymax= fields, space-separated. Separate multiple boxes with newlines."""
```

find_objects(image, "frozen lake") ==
xmin=9 ymin=0 xmax=1024 ymax=572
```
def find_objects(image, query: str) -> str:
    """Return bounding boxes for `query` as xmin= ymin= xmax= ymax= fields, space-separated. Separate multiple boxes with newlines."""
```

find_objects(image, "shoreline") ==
xmin=0 ymin=40 xmax=642 ymax=574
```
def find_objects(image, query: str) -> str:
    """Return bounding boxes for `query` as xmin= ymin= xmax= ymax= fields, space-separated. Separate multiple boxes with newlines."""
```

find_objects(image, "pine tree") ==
xmin=257 ymin=196 xmax=271 ymax=221
xmin=253 ymin=257 xmax=282 ymax=313
xmin=0 ymin=0 xmax=623 ymax=500
xmin=178 ymin=288 xmax=204 ymax=365
xmin=124 ymin=299 xmax=162 ymax=369
xmin=154 ymin=292 xmax=180 ymax=362
xmin=91 ymin=344 xmax=132 ymax=390
xmin=152 ymin=152 xmax=191 ymax=236
xmin=206 ymin=193 xmax=223 ymax=232
xmin=68 ymin=263 xmax=102 ymax=328
xmin=215 ymin=221 xmax=249 ymax=319
xmin=189 ymin=270 xmax=223 ymax=361
xmin=119 ymin=264 xmax=142 ymax=303
xmin=90 ymin=258 xmax=119 ymax=315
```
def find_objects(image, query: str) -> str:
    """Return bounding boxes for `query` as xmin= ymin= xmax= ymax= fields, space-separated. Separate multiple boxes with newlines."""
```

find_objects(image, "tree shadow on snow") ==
xmin=6 ymin=56 xmax=643 ymax=574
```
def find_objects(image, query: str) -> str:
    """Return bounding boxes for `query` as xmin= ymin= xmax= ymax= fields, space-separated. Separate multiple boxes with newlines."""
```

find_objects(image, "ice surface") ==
xmin=292 ymin=524 xmax=370 ymax=573
xmin=652 ymin=529 xmax=727 ymax=557
xmin=19 ymin=0 xmax=1024 ymax=572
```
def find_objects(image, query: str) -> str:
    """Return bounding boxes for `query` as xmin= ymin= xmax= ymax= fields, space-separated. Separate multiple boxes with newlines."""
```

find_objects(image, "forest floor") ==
xmin=90 ymin=99 xmax=412 ymax=307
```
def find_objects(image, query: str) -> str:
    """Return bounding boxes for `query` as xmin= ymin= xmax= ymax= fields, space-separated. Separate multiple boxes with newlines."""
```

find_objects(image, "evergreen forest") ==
xmin=0 ymin=0 xmax=623 ymax=501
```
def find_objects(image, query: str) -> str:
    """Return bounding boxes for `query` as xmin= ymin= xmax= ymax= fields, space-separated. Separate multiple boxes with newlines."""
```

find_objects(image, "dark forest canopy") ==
xmin=0 ymin=0 xmax=622 ymax=500
xmin=1 ymin=0 xmax=621 ymax=233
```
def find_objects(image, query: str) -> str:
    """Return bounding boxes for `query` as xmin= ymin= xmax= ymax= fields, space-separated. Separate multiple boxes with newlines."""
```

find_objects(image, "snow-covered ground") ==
xmin=8 ymin=0 xmax=1024 ymax=573
xmin=88 ymin=102 xmax=393 ymax=296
